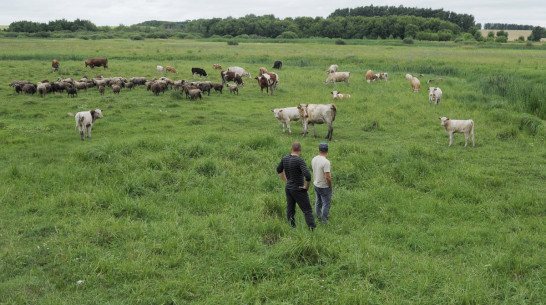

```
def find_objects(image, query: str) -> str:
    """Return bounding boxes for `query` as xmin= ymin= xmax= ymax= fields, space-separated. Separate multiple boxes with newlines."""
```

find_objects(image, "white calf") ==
xmin=157 ymin=65 xmax=164 ymax=74
xmin=68 ymin=109 xmax=104 ymax=141
xmin=271 ymin=107 xmax=300 ymax=134
xmin=331 ymin=91 xmax=350 ymax=100
xmin=428 ymin=87 xmax=443 ymax=105
xmin=439 ymin=117 xmax=475 ymax=147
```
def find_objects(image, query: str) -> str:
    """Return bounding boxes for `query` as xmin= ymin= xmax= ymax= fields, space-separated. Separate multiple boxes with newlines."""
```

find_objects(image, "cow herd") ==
xmin=7 ymin=58 xmax=474 ymax=146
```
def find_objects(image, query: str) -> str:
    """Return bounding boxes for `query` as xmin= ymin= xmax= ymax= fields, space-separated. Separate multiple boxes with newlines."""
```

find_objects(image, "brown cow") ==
xmin=85 ymin=58 xmax=108 ymax=70
xmin=166 ymin=66 xmax=178 ymax=74
xmin=52 ymin=59 xmax=59 ymax=72
xmin=221 ymin=71 xmax=244 ymax=87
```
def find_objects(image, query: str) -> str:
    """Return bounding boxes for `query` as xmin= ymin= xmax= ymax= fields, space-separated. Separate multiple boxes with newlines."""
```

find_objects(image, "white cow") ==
xmin=227 ymin=66 xmax=251 ymax=78
xmin=271 ymin=107 xmax=300 ymax=134
xmin=68 ymin=109 xmax=104 ymax=141
xmin=428 ymin=87 xmax=443 ymax=105
xmin=439 ymin=117 xmax=475 ymax=147
xmin=331 ymin=91 xmax=350 ymax=99
xmin=157 ymin=65 xmax=164 ymax=74
xmin=324 ymin=72 xmax=350 ymax=85
xmin=326 ymin=64 xmax=338 ymax=74
xmin=297 ymin=104 xmax=337 ymax=140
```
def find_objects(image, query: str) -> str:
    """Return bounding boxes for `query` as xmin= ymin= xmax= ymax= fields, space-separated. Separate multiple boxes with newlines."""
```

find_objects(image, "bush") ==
xmin=454 ymin=37 xmax=464 ymax=43
xmin=438 ymin=30 xmax=453 ymax=41
xmin=227 ymin=40 xmax=238 ymax=46
xmin=335 ymin=39 xmax=346 ymax=45
xmin=403 ymin=38 xmax=414 ymax=44
xmin=131 ymin=35 xmax=144 ymax=40
xmin=278 ymin=31 xmax=298 ymax=39
xmin=517 ymin=36 xmax=525 ymax=42
xmin=495 ymin=35 xmax=508 ymax=43
xmin=416 ymin=32 xmax=439 ymax=41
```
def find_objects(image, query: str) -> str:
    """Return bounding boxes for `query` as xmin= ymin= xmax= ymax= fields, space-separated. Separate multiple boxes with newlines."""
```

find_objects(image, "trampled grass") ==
xmin=0 ymin=38 xmax=544 ymax=304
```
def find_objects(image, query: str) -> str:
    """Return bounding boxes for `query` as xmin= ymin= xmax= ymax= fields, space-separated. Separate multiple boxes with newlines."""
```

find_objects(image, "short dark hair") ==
xmin=291 ymin=142 xmax=302 ymax=152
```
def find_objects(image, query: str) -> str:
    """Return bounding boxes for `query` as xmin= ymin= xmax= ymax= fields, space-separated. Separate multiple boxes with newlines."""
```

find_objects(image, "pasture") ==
xmin=0 ymin=38 xmax=545 ymax=304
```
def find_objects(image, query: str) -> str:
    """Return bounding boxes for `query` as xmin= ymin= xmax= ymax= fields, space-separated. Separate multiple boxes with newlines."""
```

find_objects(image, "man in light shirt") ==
xmin=312 ymin=143 xmax=332 ymax=223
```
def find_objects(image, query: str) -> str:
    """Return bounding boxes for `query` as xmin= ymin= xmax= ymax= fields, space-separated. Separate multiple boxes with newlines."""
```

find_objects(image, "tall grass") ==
xmin=0 ymin=38 xmax=544 ymax=304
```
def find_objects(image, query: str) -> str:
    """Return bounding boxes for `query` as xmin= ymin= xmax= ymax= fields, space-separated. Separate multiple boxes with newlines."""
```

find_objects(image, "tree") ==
xmin=528 ymin=26 xmax=545 ymax=41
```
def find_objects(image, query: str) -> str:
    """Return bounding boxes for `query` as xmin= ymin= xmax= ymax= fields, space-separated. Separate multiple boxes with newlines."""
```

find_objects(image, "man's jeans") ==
xmin=314 ymin=186 xmax=332 ymax=223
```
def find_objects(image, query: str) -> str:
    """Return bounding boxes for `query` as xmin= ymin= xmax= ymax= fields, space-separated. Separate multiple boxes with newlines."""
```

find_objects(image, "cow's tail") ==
xmin=330 ymin=104 xmax=337 ymax=122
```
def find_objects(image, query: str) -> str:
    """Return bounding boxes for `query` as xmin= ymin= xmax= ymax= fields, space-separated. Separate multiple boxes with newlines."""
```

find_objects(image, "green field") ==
xmin=0 ymin=38 xmax=545 ymax=304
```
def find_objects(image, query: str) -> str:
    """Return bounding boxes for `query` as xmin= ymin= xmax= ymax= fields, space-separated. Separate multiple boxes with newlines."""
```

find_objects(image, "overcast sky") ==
xmin=1 ymin=0 xmax=544 ymax=28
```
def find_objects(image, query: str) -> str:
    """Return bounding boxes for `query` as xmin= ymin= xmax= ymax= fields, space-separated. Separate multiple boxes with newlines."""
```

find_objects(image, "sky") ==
xmin=0 ymin=0 xmax=544 ymax=28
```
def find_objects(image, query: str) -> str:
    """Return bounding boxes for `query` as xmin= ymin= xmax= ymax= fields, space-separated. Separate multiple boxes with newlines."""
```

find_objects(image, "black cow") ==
xmin=191 ymin=67 xmax=208 ymax=79
xmin=273 ymin=61 xmax=283 ymax=70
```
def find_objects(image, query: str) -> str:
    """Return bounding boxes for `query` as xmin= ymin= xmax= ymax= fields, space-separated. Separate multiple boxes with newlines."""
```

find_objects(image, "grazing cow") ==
xmin=326 ymin=64 xmax=338 ymax=74
xmin=67 ymin=87 xmax=78 ymax=98
xmin=273 ymin=61 xmax=283 ymax=70
xmin=227 ymin=66 xmax=251 ymax=78
xmin=439 ymin=117 xmax=475 ymax=147
xmin=227 ymin=84 xmax=239 ymax=95
xmin=258 ymin=67 xmax=268 ymax=76
xmin=411 ymin=77 xmax=421 ymax=92
xmin=98 ymin=85 xmax=105 ymax=95
xmin=255 ymin=72 xmax=279 ymax=96
xmin=85 ymin=58 xmax=108 ymax=70
xmin=375 ymin=73 xmax=388 ymax=81
xmin=271 ymin=107 xmax=300 ymax=134
xmin=405 ymin=73 xmax=413 ymax=80
xmin=365 ymin=70 xmax=378 ymax=83
xmin=68 ymin=109 xmax=103 ymax=141
xmin=157 ymin=65 xmax=164 ymax=74
xmin=331 ymin=91 xmax=350 ymax=100
xmin=52 ymin=59 xmax=59 ymax=72
xmin=324 ymin=72 xmax=350 ymax=85
xmin=166 ymin=66 xmax=178 ymax=74
xmin=192 ymin=67 xmax=208 ymax=79
xmin=221 ymin=71 xmax=244 ymax=87
xmin=428 ymin=87 xmax=443 ymax=105
xmin=213 ymin=64 xmax=222 ymax=70
xmin=297 ymin=104 xmax=337 ymax=141
xmin=211 ymin=83 xmax=224 ymax=94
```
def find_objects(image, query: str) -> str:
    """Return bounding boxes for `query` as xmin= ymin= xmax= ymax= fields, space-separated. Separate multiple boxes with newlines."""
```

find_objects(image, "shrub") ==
xmin=438 ymin=30 xmax=453 ymax=41
xmin=403 ymin=38 xmax=414 ymax=44
xmin=517 ymin=36 xmax=525 ymax=42
xmin=278 ymin=31 xmax=298 ymax=39
xmin=227 ymin=41 xmax=238 ymax=46
xmin=495 ymin=35 xmax=508 ymax=43
xmin=335 ymin=39 xmax=346 ymax=45
xmin=454 ymin=37 xmax=464 ymax=43
xmin=131 ymin=35 xmax=144 ymax=40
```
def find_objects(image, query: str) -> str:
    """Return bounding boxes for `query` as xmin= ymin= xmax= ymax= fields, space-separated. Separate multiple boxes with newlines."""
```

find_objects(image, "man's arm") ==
xmin=325 ymin=172 xmax=332 ymax=188
xmin=278 ymin=172 xmax=287 ymax=183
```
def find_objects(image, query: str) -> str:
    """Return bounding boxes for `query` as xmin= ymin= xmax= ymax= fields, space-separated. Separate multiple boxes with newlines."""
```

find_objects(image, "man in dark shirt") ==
xmin=276 ymin=142 xmax=316 ymax=230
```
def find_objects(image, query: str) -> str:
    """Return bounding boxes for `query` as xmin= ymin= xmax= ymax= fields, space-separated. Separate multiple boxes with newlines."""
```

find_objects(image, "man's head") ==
xmin=319 ymin=142 xmax=328 ymax=153
xmin=291 ymin=142 xmax=302 ymax=153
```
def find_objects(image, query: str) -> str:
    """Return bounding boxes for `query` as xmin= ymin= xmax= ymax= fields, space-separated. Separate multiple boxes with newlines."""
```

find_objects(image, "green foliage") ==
xmin=227 ymin=40 xmax=239 ymax=45
xmin=403 ymin=38 xmax=414 ymax=44
xmin=528 ymin=26 xmax=545 ymax=41
xmin=495 ymin=35 xmax=508 ymax=43
xmin=335 ymin=39 xmax=346 ymax=45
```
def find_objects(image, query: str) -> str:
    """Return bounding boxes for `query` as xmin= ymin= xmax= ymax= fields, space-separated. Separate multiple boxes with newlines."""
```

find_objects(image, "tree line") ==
xmin=483 ymin=23 xmax=536 ymax=30
xmin=328 ymin=5 xmax=475 ymax=32
xmin=3 ymin=11 xmax=544 ymax=42
xmin=6 ymin=19 xmax=97 ymax=33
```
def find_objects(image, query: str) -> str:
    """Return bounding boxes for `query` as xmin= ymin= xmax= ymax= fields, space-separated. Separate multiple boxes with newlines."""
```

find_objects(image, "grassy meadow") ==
xmin=0 ymin=38 xmax=545 ymax=304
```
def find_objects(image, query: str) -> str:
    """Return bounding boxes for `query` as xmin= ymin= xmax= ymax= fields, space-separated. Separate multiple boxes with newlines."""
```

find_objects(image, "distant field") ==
xmin=480 ymin=29 xmax=534 ymax=41
xmin=0 ymin=38 xmax=544 ymax=304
